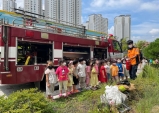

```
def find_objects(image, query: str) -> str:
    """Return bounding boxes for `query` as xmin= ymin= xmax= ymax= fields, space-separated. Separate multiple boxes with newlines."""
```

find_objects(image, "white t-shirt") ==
xmin=104 ymin=65 xmax=110 ymax=74
xmin=45 ymin=68 xmax=57 ymax=84
xmin=77 ymin=63 xmax=86 ymax=77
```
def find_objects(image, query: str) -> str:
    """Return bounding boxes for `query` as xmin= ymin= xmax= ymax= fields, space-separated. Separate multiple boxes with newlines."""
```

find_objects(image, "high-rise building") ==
xmin=24 ymin=0 xmax=42 ymax=17
xmin=114 ymin=15 xmax=131 ymax=41
xmin=74 ymin=0 xmax=81 ymax=25
xmin=45 ymin=0 xmax=59 ymax=22
xmin=84 ymin=14 xmax=108 ymax=34
xmin=45 ymin=0 xmax=81 ymax=26
xmin=59 ymin=0 xmax=67 ymax=24
xmin=2 ymin=0 xmax=17 ymax=12
xmin=83 ymin=21 xmax=89 ymax=29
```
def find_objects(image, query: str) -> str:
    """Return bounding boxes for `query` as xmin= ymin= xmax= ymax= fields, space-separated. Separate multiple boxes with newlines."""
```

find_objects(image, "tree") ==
xmin=143 ymin=38 xmax=159 ymax=60
xmin=135 ymin=40 xmax=147 ymax=50
xmin=121 ymin=37 xmax=129 ymax=52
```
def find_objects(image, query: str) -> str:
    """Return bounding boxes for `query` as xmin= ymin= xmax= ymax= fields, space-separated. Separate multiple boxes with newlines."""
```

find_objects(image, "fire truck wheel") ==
xmin=34 ymin=81 xmax=40 ymax=90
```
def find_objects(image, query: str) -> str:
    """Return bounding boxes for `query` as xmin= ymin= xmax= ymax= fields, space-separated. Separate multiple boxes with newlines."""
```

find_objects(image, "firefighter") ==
xmin=127 ymin=40 xmax=140 ymax=80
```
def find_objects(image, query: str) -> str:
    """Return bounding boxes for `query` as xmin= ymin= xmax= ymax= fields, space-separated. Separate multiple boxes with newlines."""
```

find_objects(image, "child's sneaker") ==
xmin=70 ymin=91 xmax=73 ymax=94
xmin=59 ymin=93 xmax=62 ymax=98
xmin=67 ymin=92 xmax=71 ymax=96
xmin=64 ymin=93 xmax=68 ymax=97
xmin=73 ymin=89 xmax=80 ymax=93
xmin=85 ymin=87 xmax=90 ymax=90
xmin=96 ymin=85 xmax=101 ymax=89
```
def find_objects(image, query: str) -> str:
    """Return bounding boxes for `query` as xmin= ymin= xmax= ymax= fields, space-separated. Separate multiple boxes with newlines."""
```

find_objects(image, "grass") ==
xmin=130 ymin=65 xmax=159 ymax=113
xmin=50 ymin=65 xmax=159 ymax=113
xmin=1 ymin=65 xmax=158 ymax=113
xmin=51 ymin=84 xmax=111 ymax=113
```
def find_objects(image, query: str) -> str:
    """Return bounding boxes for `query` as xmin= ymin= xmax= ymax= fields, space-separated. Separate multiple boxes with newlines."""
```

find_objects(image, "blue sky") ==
xmin=0 ymin=0 xmax=159 ymax=42
xmin=82 ymin=0 xmax=159 ymax=42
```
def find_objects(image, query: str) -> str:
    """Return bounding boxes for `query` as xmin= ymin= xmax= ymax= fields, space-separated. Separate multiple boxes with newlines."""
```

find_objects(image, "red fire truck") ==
xmin=0 ymin=10 xmax=122 ymax=88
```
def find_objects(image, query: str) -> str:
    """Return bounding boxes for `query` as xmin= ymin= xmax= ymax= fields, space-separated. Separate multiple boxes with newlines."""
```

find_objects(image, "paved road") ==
xmin=0 ymin=83 xmax=62 ymax=97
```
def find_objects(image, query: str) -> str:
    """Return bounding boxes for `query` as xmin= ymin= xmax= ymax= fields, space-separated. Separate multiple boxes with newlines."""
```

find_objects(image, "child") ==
xmin=90 ymin=61 xmax=98 ymax=90
xmin=72 ymin=60 xmax=80 ymax=93
xmin=45 ymin=61 xmax=57 ymax=101
xmin=56 ymin=59 xmax=69 ymax=97
xmin=67 ymin=61 xmax=74 ymax=95
xmin=110 ymin=61 xmax=119 ymax=83
xmin=99 ymin=60 xmax=107 ymax=83
xmin=86 ymin=60 xmax=91 ymax=88
xmin=94 ymin=59 xmax=100 ymax=85
xmin=117 ymin=59 xmax=124 ymax=81
xmin=122 ymin=59 xmax=129 ymax=80
xmin=104 ymin=60 xmax=111 ymax=82
xmin=77 ymin=58 xmax=86 ymax=90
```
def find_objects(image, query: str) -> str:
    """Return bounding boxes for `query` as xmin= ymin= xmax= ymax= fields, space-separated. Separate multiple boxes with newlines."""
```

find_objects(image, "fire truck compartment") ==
xmin=63 ymin=45 xmax=90 ymax=60
xmin=94 ymin=48 xmax=107 ymax=60
xmin=17 ymin=41 xmax=52 ymax=65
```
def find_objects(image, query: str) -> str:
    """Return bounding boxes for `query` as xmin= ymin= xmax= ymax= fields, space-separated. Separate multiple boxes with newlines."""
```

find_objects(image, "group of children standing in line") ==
xmin=45 ymin=58 xmax=129 ymax=101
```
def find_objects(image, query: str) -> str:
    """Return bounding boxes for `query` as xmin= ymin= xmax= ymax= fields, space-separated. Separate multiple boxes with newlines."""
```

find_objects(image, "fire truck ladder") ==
xmin=2 ymin=19 xmax=9 ymax=71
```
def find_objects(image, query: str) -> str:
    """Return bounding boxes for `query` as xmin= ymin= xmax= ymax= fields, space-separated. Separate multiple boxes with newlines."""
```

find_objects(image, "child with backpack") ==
xmin=110 ymin=61 xmax=119 ymax=84
xmin=117 ymin=59 xmax=124 ymax=81
xmin=45 ymin=61 xmax=57 ymax=101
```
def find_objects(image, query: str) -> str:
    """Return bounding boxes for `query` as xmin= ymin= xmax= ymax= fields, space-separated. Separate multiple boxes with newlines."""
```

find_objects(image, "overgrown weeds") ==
xmin=131 ymin=65 xmax=159 ymax=113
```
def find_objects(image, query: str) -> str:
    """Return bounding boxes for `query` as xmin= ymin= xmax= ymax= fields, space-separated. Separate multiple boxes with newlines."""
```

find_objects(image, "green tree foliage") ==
xmin=143 ymin=38 xmax=159 ymax=60
xmin=135 ymin=40 xmax=147 ymax=50
xmin=121 ymin=37 xmax=129 ymax=52
xmin=0 ymin=88 xmax=53 ymax=113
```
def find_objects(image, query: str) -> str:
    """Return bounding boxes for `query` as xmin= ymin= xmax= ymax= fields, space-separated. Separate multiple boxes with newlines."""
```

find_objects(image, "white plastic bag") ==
xmin=104 ymin=85 xmax=127 ymax=105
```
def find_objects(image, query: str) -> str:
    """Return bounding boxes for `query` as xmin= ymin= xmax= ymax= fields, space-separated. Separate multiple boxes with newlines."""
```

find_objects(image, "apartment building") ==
xmin=2 ymin=0 xmax=17 ymax=12
xmin=84 ymin=14 xmax=108 ymax=34
xmin=24 ymin=0 xmax=42 ymax=17
xmin=45 ymin=0 xmax=81 ymax=26
xmin=114 ymin=15 xmax=131 ymax=41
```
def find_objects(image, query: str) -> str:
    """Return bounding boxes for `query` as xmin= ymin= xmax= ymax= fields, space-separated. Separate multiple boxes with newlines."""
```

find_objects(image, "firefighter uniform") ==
xmin=127 ymin=47 xmax=139 ymax=80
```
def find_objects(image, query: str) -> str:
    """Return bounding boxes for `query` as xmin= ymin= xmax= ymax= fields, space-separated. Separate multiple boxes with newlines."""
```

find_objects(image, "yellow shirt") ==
xmin=110 ymin=65 xmax=119 ymax=76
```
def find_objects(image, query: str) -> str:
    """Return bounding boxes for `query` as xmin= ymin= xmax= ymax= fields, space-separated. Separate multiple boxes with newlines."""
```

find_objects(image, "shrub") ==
xmin=0 ymin=88 xmax=54 ymax=113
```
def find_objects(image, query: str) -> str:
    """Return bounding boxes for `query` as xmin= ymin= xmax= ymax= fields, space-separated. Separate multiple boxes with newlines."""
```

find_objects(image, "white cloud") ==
xmin=91 ymin=0 xmax=140 ymax=8
xmin=140 ymin=2 xmax=159 ymax=11
xmin=89 ymin=0 xmax=140 ymax=12
xmin=132 ymin=36 xmax=142 ymax=42
xmin=0 ymin=0 xmax=2 ymax=10
xmin=90 ymin=0 xmax=105 ymax=7
xmin=131 ymin=22 xmax=159 ymax=42
xmin=108 ymin=26 xmax=114 ymax=35
xmin=132 ymin=22 xmax=159 ymax=35
xmin=88 ymin=0 xmax=159 ymax=13
xmin=149 ymin=29 xmax=159 ymax=35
